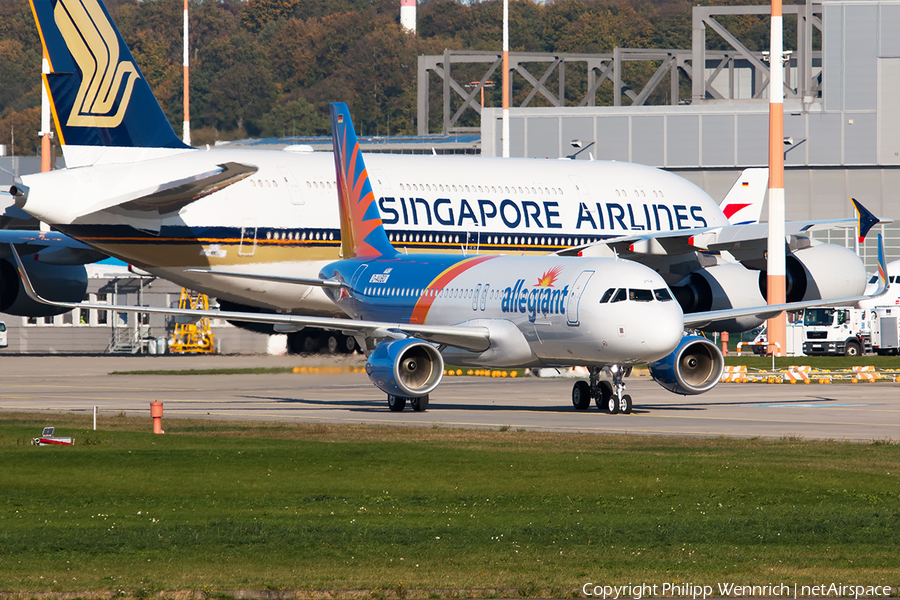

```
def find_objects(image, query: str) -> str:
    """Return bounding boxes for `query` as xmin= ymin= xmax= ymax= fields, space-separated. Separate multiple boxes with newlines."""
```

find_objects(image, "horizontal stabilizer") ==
xmin=105 ymin=162 xmax=257 ymax=217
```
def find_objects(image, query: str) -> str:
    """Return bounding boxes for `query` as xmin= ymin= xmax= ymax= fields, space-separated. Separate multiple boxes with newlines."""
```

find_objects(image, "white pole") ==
xmin=502 ymin=0 xmax=509 ymax=158
xmin=182 ymin=0 xmax=191 ymax=146
xmin=93 ymin=405 xmax=97 ymax=430
xmin=766 ymin=0 xmax=786 ymax=357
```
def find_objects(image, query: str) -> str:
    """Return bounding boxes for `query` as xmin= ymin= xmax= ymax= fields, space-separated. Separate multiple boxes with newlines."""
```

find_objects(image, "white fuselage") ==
xmin=326 ymin=254 xmax=685 ymax=368
xmin=20 ymin=149 xmax=728 ymax=315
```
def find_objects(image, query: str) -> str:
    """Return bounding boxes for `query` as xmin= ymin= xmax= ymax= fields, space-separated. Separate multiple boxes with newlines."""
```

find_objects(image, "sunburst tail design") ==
xmin=330 ymin=103 xmax=396 ymax=259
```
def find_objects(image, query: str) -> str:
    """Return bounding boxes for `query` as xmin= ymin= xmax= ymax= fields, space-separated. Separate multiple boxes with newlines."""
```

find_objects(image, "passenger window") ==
xmin=611 ymin=289 xmax=627 ymax=303
xmin=599 ymin=288 xmax=615 ymax=303
xmin=654 ymin=288 xmax=673 ymax=301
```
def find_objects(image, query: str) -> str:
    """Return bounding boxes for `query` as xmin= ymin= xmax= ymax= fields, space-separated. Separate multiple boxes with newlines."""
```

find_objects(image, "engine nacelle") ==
xmin=671 ymin=262 xmax=767 ymax=333
xmin=0 ymin=255 xmax=87 ymax=317
xmin=365 ymin=339 xmax=444 ymax=398
xmin=648 ymin=335 xmax=724 ymax=395
xmin=759 ymin=241 xmax=867 ymax=303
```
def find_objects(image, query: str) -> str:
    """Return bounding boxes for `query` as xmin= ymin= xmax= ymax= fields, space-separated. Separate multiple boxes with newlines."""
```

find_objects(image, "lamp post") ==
xmin=466 ymin=81 xmax=496 ymax=108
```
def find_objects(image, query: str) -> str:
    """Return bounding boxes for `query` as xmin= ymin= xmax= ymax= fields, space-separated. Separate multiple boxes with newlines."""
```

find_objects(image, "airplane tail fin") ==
xmin=30 ymin=0 xmax=189 ymax=166
xmin=329 ymin=102 xmax=396 ymax=259
xmin=851 ymin=198 xmax=882 ymax=243
xmin=719 ymin=168 xmax=768 ymax=225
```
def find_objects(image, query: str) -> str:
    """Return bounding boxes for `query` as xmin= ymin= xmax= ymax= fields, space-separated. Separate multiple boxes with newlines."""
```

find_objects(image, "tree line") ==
xmin=1 ymin=0 xmax=794 ymax=155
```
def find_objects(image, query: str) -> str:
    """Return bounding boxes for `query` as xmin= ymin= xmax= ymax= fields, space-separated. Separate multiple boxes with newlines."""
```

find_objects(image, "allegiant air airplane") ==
xmin=6 ymin=0 xmax=885 ymax=348
xmin=13 ymin=103 xmax=889 ymax=414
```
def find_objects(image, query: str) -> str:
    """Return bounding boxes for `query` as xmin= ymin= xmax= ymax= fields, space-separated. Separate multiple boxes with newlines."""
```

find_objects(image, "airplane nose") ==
xmin=626 ymin=302 xmax=684 ymax=362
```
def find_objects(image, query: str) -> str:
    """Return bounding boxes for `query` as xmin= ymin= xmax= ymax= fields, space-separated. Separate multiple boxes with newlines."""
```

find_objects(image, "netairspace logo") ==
xmin=581 ymin=582 xmax=894 ymax=599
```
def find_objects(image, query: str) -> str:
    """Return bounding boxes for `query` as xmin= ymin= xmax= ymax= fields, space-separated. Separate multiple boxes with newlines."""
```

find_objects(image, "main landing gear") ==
xmin=571 ymin=366 xmax=632 ymax=414
xmin=387 ymin=394 xmax=429 ymax=412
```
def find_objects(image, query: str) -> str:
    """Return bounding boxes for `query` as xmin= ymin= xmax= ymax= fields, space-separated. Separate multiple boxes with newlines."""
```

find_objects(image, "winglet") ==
xmin=9 ymin=243 xmax=73 ymax=309
xmin=851 ymin=198 xmax=882 ymax=244
xmin=876 ymin=233 xmax=888 ymax=292
xmin=329 ymin=103 xmax=396 ymax=259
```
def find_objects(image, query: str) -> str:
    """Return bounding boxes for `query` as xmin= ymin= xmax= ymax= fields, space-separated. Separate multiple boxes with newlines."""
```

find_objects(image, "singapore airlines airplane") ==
xmin=13 ymin=103 xmax=888 ymax=414
xmin=7 ymin=0 xmax=884 ymax=347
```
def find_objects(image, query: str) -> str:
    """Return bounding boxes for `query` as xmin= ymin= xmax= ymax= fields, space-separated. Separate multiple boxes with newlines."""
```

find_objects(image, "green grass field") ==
xmin=1 ymin=413 xmax=897 ymax=598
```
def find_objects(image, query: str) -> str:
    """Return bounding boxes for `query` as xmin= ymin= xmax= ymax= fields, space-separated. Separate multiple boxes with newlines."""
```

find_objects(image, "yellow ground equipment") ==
xmin=170 ymin=289 xmax=216 ymax=353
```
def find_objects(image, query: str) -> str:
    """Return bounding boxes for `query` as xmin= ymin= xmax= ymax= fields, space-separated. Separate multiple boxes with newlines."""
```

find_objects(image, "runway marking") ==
xmin=741 ymin=403 xmax=870 ymax=408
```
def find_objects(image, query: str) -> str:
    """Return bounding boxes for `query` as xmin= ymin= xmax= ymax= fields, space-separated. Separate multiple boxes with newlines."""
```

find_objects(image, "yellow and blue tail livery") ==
xmin=31 ymin=0 xmax=187 ymax=151
xmin=330 ymin=102 xmax=396 ymax=259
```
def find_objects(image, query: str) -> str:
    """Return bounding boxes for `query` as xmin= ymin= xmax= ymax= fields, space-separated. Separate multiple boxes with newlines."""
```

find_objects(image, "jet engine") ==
xmin=672 ymin=241 xmax=867 ymax=333
xmin=648 ymin=335 xmax=724 ymax=395
xmin=759 ymin=241 xmax=867 ymax=304
xmin=670 ymin=263 xmax=767 ymax=332
xmin=365 ymin=339 xmax=444 ymax=398
xmin=0 ymin=254 xmax=88 ymax=317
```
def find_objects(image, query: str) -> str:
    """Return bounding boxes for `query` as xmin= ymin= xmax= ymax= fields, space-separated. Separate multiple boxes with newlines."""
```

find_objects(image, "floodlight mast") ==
xmin=767 ymin=0 xmax=787 ymax=356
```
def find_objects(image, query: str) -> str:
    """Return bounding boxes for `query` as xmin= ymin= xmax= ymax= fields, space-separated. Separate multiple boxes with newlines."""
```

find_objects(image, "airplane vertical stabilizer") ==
xmin=718 ymin=168 xmax=768 ymax=226
xmin=30 ymin=0 xmax=189 ymax=166
xmin=329 ymin=103 xmax=396 ymax=259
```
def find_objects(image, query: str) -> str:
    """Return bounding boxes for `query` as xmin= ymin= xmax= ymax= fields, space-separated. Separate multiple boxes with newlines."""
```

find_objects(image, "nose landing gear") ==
xmin=571 ymin=366 xmax=633 ymax=414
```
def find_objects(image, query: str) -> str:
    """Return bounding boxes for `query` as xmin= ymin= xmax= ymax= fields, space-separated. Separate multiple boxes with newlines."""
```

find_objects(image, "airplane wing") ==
xmin=9 ymin=244 xmax=490 ymax=352
xmin=0 ymin=230 xmax=108 ymax=265
xmin=559 ymin=198 xmax=891 ymax=263
xmin=683 ymin=233 xmax=890 ymax=328
xmin=183 ymin=269 xmax=348 ymax=290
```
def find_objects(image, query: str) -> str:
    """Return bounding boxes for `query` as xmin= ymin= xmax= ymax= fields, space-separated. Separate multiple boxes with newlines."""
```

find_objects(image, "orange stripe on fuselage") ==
xmin=409 ymin=255 xmax=498 ymax=324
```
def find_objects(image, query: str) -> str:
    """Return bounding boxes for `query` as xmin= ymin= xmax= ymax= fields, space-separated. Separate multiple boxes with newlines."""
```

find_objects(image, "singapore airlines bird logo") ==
xmin=535 ymin=266 xmax=563 ymax=287
xmin=55 ymin=0 xmax=139 ymax=128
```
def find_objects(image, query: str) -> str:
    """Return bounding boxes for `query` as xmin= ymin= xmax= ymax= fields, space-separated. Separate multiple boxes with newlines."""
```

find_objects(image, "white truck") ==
xmin=801 ymin=307 xmax=871 ymax=356
xmin=869 ymin=306 xmax=899 ymax=356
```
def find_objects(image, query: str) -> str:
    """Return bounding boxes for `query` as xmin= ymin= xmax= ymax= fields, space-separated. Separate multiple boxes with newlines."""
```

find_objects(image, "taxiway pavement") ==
xmin=1 ymin=354 xmax=897 ymax=442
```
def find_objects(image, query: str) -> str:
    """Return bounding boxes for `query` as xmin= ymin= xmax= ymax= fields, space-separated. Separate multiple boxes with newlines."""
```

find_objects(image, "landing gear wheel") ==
xmin=325 ymin=335 xmax=340 ymax=354
xmin=387 ymin=395 xmax=406 ymax=412
xmin=411 ymin=395 xmax=429 ymax=412
xmin=572 ymin=381 xmax=591 ymax=410
xmin=607 ymin=395 xmax=619 ymax=415
xmin=342 ymin=335 xmax=358 ymax=354
xmin=620 ymin=394 xmax=633 ymax=414
xmin=595 ymin=381 xmax=613 ymax=411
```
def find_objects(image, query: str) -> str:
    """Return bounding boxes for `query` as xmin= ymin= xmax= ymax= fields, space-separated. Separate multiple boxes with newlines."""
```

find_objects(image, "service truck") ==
xmin=870 ymin=306 xmax=899 ymax=355
xmin=801 ymin=307 xmax=872 ymax=356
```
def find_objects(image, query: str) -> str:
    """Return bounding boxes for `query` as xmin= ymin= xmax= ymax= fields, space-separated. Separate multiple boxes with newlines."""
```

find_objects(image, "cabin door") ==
xmin=565 ymin=270 xmax=594 ymax=326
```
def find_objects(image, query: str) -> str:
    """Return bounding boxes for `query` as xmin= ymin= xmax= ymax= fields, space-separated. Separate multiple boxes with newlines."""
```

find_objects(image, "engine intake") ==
xmin=648 ymin=336 xmax=724 ymax=395
xmin=365 ymin=339 xmax=444 ymax=398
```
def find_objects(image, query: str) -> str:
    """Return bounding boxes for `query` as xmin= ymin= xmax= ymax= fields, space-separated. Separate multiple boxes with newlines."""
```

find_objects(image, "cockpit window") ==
xmin=629 ymin=289 xmax=654 ymax=302
xmin=869 ymin=275 xmax=878 ymax=284
xmin=654 ymin=288 xmax=673 ymax=301
xmin=599 ymin=288 xmax=615 ymax=303
xmin=611 ymin=288 xmax=627 ymax=303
